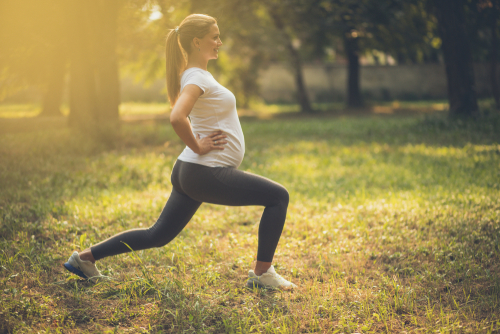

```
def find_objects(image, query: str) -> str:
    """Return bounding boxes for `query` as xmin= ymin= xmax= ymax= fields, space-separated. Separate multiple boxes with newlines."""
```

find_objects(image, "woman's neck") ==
xmin=186 ymin=54 xmax=208 ymax=71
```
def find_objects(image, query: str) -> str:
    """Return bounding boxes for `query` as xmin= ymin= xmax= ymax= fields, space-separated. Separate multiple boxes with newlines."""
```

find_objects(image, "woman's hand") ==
xmin=195 ymin=130 xmax=227 ymax=155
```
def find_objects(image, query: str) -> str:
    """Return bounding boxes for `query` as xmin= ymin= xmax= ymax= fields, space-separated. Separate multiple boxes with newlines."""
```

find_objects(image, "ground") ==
xmin=1 ymin=101 xmax=499 ymax=333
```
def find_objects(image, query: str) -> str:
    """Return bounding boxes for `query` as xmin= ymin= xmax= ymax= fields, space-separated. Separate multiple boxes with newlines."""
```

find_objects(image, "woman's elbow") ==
xmin=169 ymin=114 xmax=182 ymax=126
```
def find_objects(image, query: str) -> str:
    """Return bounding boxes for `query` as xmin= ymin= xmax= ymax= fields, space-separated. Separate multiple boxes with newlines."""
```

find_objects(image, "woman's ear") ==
xmin=192 ymin=37 xmax=200 ymax=49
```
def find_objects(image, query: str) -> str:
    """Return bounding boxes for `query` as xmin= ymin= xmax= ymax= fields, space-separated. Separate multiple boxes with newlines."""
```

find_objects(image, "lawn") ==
xmin=1 ymin=107 xmax=500 ymax=333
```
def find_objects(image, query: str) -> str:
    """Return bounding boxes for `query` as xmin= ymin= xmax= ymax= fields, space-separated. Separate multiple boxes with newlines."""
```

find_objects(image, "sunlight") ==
xmin=149 ymin=10 xmax=163 ymax=21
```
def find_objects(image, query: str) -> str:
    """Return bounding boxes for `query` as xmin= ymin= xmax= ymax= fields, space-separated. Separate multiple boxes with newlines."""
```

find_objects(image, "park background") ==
xmin=1 ymin=0 xmax=500 ymax=333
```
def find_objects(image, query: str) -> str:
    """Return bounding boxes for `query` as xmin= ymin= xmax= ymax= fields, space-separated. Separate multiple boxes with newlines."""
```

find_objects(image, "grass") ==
xmin=1 ymin=106 xmax=500 ymax=333
xmin=0 ymin=102 xmax=171 ymax=118
xmin=0 ymin=98 xmax=495 ymax=118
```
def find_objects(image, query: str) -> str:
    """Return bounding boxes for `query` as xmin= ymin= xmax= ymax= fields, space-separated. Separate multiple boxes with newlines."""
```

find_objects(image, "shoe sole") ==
xmin=246 ymin=279 xmax=264 ymax=289
xmin=63 ymin=262 xmax=88 ymax=279
xmin=246 ymin=279 xmax=282 ymax=290
xmin=246 ymin=279 xmax=296 ymax=290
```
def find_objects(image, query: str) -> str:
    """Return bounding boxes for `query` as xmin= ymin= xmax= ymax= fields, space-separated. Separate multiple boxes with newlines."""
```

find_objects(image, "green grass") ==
xmin=1 ymin=109 xmax=500 ymax=333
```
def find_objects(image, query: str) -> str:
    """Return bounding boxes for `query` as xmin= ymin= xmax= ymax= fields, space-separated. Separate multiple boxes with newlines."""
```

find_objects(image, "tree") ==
xmin=265 ymin=2 xmax=314 ymax=113
xmin=343 ymin=30 xmax=362 ymax=108
xmin=40 ymin=50 xmax=67 ymax=117
xmin=336 ymin=1 xmax=366 ymax=108
xmin=318 ymin=0 xmax=412 ymax=108
xmin=489 ymin=0 xmax=500 ymax=109
xmin=469 ymin=0 xmax=500 ymax=110
xmin=68 ymin=0 xmax=121 ymax=133
xmin=432 ymin=0 xmax=479 ymax=118
xmin=67 ymin=1 xmax=98 ymax=129
xmin=0 ymin=0 xmax=122 ymax=130
xmin=366 ymin=1 xmax=441 ymax=65
xmin=38 ymin=2 xmax=69 ymax=117
xmin=0 ymin=0 xmax=68 ymax=116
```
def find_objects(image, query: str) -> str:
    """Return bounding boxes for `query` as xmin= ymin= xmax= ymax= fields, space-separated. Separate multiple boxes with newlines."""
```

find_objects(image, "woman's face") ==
xmin=196 ymin=24 xmax=222 ymax=60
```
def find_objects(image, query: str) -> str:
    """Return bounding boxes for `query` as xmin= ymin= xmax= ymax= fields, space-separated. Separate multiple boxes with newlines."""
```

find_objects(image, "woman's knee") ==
xmin=146 ymin=226 xmax=170 ymax=248
xmin=275 ymin=185 xmax=289 ymax=207
xmin=149 ymin=234 xmax=172 ymax=248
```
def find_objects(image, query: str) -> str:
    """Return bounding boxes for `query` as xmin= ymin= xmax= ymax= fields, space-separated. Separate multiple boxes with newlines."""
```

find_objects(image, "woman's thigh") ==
xmin=175 ymin=161 xmax=288 ymax=207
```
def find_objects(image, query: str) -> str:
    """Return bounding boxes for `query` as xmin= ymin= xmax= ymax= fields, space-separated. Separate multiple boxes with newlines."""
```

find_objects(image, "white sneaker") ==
xmin=63 ymin=251 xmax=106 ymax=282
xmin=246 ymin=265 xmax=297 ymax=289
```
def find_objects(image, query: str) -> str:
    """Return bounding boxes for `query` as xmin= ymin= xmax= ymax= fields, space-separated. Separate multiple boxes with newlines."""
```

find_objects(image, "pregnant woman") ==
xmin=64 ymin=13 xmax=296 ymax=289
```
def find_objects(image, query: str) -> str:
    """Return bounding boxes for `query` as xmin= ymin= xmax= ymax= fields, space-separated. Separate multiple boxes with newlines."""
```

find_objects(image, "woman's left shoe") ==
xmin=63 ymin=251 xmax=106 ymax=282
xmin=246 ymin=265 xmax=297 ymax=289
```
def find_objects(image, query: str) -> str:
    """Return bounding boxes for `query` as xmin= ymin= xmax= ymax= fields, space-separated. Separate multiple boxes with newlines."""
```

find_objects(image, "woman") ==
xmin=63 ymin=14 xmax=296 ymax=289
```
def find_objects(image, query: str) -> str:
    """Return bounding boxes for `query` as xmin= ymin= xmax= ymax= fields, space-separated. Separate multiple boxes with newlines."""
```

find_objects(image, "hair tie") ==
xmin=174 ymin=26 xmax=180 ymax=35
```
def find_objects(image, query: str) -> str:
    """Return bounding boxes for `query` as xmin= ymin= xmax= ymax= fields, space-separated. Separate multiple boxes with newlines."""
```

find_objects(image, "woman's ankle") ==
xmin=79 ymin=248 xmax=96 ymax=264
xmin=254 ymin=261 xmax=272 ymax=276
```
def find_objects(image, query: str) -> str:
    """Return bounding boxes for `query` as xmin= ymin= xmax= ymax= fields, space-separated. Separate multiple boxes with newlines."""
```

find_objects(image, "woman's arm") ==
xmin=170 ymin=85 xmax=227 ymax=155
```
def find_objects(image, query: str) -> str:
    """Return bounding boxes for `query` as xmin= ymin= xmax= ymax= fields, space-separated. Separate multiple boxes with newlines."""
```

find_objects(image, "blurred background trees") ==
xmin=0 ymin=0 xmax=498 ymax=131
xmin=0 ymin=0 xmax=122 ymax=136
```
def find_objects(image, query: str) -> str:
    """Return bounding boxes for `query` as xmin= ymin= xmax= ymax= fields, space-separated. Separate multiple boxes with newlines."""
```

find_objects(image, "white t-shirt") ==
xmin=177 ymin=67 xmax=245 ymax=168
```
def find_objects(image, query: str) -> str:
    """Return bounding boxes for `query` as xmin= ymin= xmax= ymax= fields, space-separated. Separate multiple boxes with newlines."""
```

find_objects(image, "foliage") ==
xmin=366 ymin=1 xmax=441 ymax=64
xmin=0 ymin=0 xmax=69 ymax=101
xmin=312 ymin=0 xmax=438 ymax=64
xmin=466 ymin=0 xmax=500 ymax=62
xmin=199 ymin=0 xmax=279 ymax=108
xmin=117 ymin=0 xmax=276 ymax=108
xmin=1 ymin=108 xmax=500 ymax=332
xmin=117 ymin=0 xmax=190 ymax=85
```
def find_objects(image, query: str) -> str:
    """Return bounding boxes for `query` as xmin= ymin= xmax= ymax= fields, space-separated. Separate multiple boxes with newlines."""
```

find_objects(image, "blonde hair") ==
xmin=165 ymin=14 xmax=217 ymax=106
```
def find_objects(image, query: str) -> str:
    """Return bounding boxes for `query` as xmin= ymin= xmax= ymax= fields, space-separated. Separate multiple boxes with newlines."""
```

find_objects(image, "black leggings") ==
xmin=90 ymin=160 xmax=289 ymax=262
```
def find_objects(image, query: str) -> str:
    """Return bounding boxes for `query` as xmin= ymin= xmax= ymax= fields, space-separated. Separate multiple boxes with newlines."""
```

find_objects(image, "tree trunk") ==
xmin=287 ymin=41 xmax=314 ymax=113
xmin=94 ymin=0 xmax=120 ymax=126
xmin=433 ymin=0 xmax=478 ymax=118
xmin=268 ymin=7 xmax=314 ymax=113
xmin=68 ymin=0 xmax=121 ymax=136
xmin=491 ymin=0 xmax=500 ymax=110
xmin=40 ymin=52 xmax=65 ymax=117
xmin=344 ymin=34 xmax=363 ymax=108
xmin=68 ymin=1 xmax=98 ymax=130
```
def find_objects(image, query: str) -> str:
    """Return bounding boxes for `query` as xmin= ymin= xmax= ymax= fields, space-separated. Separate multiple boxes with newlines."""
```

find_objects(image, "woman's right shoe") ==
xmin=63 ymin=251 xmax=105 ymax=282
xmin=246 ymin=265 xmax=297 ymax=289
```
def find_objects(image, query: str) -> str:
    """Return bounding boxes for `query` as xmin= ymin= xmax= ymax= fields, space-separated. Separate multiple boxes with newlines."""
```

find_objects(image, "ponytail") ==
xmin=165 ymin=29 xmax=185 ymax=106
xmin=165 ymin=14 xmax=217 ymax=106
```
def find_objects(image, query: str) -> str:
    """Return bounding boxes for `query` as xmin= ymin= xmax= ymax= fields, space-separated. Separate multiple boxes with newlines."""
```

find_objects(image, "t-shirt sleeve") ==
xmin=181 ymin=71 xmax=210 ymax=94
